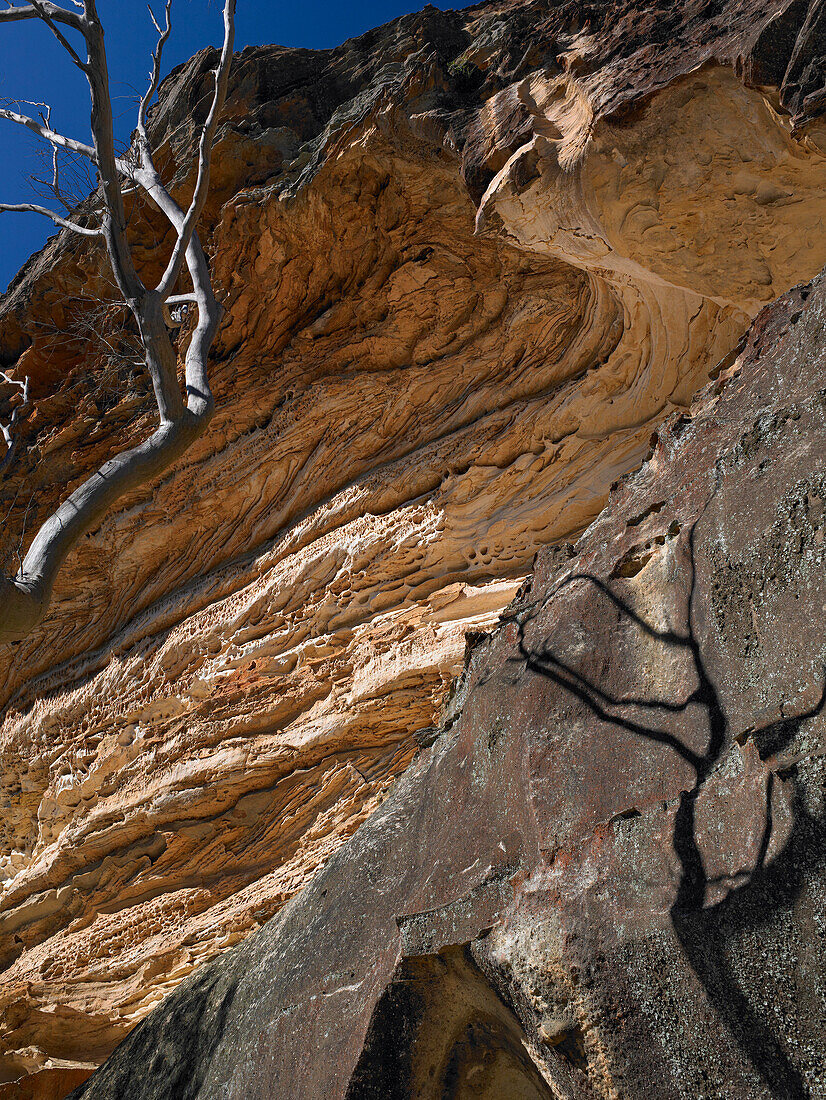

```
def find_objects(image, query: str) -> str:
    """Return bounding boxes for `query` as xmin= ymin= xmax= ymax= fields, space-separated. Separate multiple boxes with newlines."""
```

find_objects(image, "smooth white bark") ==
xmin=0 ymin=0 xmax=236 ymax=642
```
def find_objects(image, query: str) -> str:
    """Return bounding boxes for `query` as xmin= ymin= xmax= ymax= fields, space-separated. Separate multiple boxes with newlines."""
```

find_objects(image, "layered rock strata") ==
xmin=0 ymin=0 xmax=824 ymax=1087
xmin=71 ymin=226 xmax=826 ymax=1100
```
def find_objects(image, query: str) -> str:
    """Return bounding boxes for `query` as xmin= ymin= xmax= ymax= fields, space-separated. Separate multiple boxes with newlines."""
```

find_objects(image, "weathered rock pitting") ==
xmin=70 ymin=218 xmax=826 ymax=1100
xmin=0 ymin=0 xmax=825 ymax=1088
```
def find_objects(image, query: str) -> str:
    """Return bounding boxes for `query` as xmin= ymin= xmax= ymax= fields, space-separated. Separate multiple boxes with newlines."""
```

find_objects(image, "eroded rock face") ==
xmin=0 ymin=0 xmax=824 ymax=1087
xmin=69 ymin=231 xmax=826 ymax=1100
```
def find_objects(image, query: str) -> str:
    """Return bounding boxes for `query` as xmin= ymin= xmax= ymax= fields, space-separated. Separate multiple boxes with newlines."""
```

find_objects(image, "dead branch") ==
xmin=0 ymin=372 xmax=30 ymax=474
xmin=0 ymin=0 xmax=237 ymax=642
xmin=0 ymin=200 xmax=103 ymax=235
xmin=0 ymin=4 xmax=85 ymax=30
xmin=29 ymin=0 xmax=89 ymax=69
xmin=0 ymin=103 xmax=96 ymax=161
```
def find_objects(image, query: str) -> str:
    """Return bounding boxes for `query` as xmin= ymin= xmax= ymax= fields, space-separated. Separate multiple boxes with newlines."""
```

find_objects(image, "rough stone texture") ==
xmin=0 ymin=0 xmax=825 ymax=1089
xmin=0 ymin=1068 xmax=93 ymax=1100
xmin=70 ymin=238 xmax=826 ymax=1100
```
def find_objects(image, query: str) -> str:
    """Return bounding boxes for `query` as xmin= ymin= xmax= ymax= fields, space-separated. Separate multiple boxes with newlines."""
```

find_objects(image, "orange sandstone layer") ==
xmin=0 ymin=0 xmax=824 ymax=1085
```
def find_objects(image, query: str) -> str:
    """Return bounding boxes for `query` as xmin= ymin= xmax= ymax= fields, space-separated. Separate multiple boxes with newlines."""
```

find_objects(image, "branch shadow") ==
xmin=515 ymin=523 xmax=826 ymax=1099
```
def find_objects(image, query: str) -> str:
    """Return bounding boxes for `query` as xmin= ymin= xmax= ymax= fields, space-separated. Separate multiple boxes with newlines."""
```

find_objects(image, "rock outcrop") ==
xmin=69 ymin=203 xmax=826 ymax=1100
xmin=0 ymin=0 xmax=825 ymax=1091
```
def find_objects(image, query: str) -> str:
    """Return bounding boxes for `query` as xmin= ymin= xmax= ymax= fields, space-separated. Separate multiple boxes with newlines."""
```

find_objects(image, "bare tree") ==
xmin=0 ymin=0 xmax=236 ymax=642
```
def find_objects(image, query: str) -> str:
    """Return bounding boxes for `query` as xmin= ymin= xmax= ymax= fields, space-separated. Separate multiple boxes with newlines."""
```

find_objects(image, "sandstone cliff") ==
xmin=0 ymin=0 xmax=825 ymax=1094
xmin=71 ymin=258 xmax=826 ymax=1100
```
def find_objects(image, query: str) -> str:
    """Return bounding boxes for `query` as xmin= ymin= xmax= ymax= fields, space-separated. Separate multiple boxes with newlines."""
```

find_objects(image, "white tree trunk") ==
xmin=0 ymin=0 xmax=235 ymax=642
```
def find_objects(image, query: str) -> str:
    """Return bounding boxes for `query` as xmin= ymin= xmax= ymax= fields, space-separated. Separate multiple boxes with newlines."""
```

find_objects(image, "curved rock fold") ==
xmin=0 ymin=0 xmax=824 ymax=1091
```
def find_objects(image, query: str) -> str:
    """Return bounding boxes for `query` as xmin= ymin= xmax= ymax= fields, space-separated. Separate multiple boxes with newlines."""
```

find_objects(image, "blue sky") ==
xmin=0 ymin=0 xmax=452 ymax=292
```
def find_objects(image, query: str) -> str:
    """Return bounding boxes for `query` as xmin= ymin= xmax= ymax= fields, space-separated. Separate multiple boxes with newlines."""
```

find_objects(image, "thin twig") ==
xmin=29 ymin=0 xmax=89 ymax=69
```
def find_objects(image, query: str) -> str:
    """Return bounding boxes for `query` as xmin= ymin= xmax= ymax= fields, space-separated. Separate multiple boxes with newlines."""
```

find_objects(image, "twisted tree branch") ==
xmin=0 ymin=0 xmax=235 ymax=642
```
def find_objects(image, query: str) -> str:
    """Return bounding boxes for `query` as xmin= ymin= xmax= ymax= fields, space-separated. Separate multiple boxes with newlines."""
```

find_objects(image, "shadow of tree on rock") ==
xmin=516 ymin=522 xmax=826 ymax=1100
